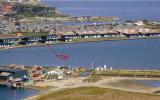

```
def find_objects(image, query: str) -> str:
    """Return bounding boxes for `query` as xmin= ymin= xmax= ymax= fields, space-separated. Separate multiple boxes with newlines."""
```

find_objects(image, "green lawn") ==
xmin=38 ymin=87 xmax=160 ymax=100
xmin=98 ymin=70 xmax=160 ymax=77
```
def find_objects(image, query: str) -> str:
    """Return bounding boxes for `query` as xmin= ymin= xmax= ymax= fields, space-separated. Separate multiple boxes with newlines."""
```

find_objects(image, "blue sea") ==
xmin=43 ymin=0 xmax=160 ymax=20
xmin=0 ymin=85 xmax=39 ymax=100
xmin=1 ymin=38 xmax=160 ymax=69
xmin=1 ymin=1 xmax=160 ymax=100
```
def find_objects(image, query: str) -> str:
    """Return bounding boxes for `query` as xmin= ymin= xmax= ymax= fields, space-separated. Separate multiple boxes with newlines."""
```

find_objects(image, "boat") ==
xmin=10 ymin=83 xmax=17 ymax=89
xmin=4 ymin=78 xmax=24 ymax=89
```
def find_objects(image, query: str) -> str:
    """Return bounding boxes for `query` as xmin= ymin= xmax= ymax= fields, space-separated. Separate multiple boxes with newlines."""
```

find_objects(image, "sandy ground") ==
xmin=24 ymin=77 xmax=160 ymax=100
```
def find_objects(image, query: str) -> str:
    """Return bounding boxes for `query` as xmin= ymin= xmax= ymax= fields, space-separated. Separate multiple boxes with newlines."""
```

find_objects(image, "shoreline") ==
xmin=0 ymin=36 xmax=160 ymax=51
xmin=24 ymin=77 xmax=160 ymax=100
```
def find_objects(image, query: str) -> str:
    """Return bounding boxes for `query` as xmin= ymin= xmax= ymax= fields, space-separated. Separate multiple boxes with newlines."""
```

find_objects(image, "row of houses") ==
xmin=123 ymin=32 xmax=160 ymax=38
xmin=0 ymin=34 xmax=58 ymax=47
xmin=61 ymin=32 xmax=160 ymax=41
xmin=0 ymin=32 xmax=160 ymax=47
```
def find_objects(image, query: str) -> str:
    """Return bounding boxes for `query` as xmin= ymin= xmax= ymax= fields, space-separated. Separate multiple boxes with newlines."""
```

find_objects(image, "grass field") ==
xmin=38 ymin=87 xmax=160 ymax=100
xmin=97 ymin=70 xmax=160 ymax=77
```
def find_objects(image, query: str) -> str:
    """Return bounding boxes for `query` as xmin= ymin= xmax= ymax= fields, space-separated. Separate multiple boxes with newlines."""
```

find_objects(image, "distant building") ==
xmin=134 ymin=21 xmax=145 ymax=27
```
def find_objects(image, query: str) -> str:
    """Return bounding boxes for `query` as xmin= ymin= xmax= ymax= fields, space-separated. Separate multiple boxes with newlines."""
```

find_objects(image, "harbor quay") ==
xmin=1 ymin=64 xmax=157 ymax=100
xmin=0 ymin=64 xmax=160 ymax=90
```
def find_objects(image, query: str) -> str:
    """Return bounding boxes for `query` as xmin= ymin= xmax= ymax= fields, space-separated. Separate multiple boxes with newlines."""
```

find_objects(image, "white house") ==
xmin=134 ymin=21 xmax=145 ymax=27
xmin=47 ymin=70 xmax=64 ymax=76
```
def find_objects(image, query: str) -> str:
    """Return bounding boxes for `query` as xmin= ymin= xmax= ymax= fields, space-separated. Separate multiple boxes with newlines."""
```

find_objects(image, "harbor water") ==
xmin=0 ymin=85 xmax=39 ymax=100
xmin=43 ymin=0 xmax=160 ymax=20
xmin=1 ymin=38 xmax=160 ymax=69
xmin=136 ymin=80 xmax=160 ymax=87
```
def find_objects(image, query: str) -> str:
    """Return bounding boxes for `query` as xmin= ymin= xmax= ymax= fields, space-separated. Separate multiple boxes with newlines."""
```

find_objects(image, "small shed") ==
xmin=0 ymin=67 xmax=28 ymax=79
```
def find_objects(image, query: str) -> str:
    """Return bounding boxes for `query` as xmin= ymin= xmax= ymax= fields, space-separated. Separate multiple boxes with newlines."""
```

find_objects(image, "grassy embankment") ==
xmin=24 ymin=16 xmax=118 ymax=22
xmin=25 ymin=85 xmax=51 ymax=91
xmin=89 ymin=16 xmax=118 ymax=22
xmin=37 ymin=87 xmax=160 ymax=100
xmin=96 ymin=70 xmax=160 ymax=78
xmin=144 ymin=22 xmax=160 ymax=30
